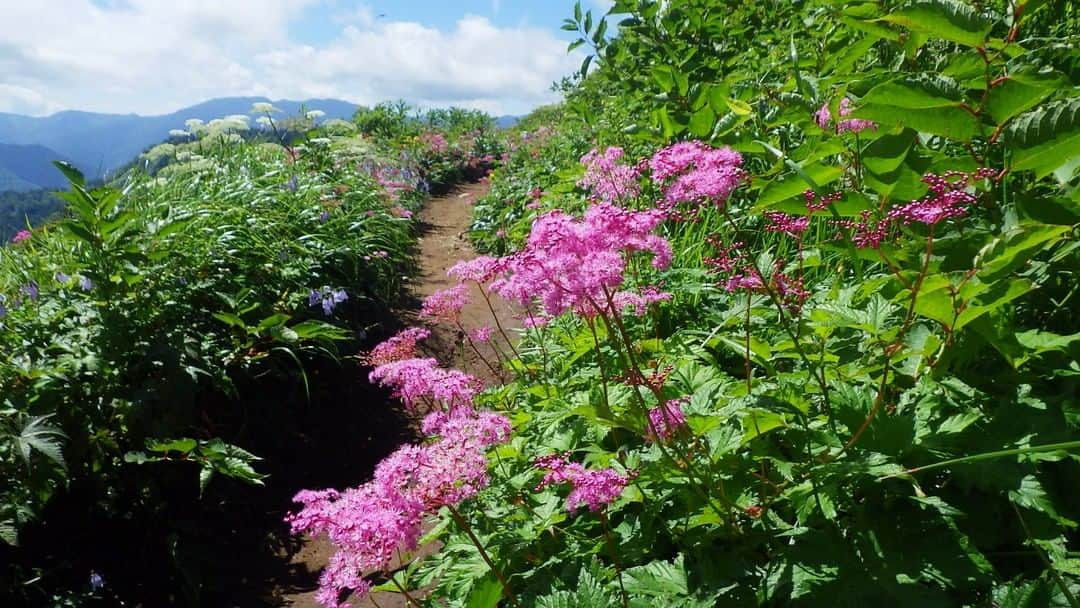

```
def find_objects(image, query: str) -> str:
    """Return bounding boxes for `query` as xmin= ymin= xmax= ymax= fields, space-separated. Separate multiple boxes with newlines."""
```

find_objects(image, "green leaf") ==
xmin=465 ymin=576 xmax=503 ymax=608
xmin=689 ymin=105 xmax=716 ymax=137
xmin=1004 ymin=99 xmax=1080 ymax=179
xmin=977 ymin=224 xmax=1070 ymax=282
xmin=755 ymin=163 xmax=844 ymax=208
xmin=651 ymin=66 xmax=675 ymax=92
xmin=987 ymin=68 xmax=1068 ymax=125
xmin=882 ymin=0 xmax=993 ymax=47
xmin=212 ymin=312 xmax=247 ymax=328
xmin=52 ymin=160 xmax=85 ymax=188
xmin=856 ymin=75 xmax=979 ymax=140
xmin=11 ymin=414 xmax=67 ymax=471
xmin=149 ymin=438 xmax=198 ymax=453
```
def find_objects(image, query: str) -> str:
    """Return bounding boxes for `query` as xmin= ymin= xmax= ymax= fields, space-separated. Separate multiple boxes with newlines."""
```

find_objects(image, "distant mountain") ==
xmin=0 ymin=143 xmax=74 ymax=191
xmin=0 ymin=97 xmax=360 ymax=181
xmin=495 ymin=115 xmax=520 ymax=129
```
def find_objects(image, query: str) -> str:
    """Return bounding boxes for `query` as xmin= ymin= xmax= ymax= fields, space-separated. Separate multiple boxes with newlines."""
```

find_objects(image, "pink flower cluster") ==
xmin=833 ymin=169 xmax=994 ymax=249
xmin=648 ymin=141 xmax=744 ymax=209
xmin=578 ymin=146 xmax=642 ymax=203
xmin=288 ymin=405 xmax=511 ymax=607
xmin=611 ymin=286 xmax=672 ymax=316
xmin=804 ymin=190 xmax=843 ymax=213
xmin=490 ymin=202 xmax=672 ymax=318
xmin=646 ymin=398 xmax=689 ymax=442
xmin=364 ymin=327 xmax=430 ymax=367
xmin=421 ymin=284 xmax=470 ymax=323
xmin=764 ymin=212 xmax=810 ymax=237
xmin=888 ymin=169 xmax=993 ymax=226
xmin=368 ymin=357 xmax=481 ymax=410
xmin=815 ymin=98 xmax=876 ymax=134
xmin=10 ymin=230 xmax=31 ymax=244
xmin=448 ymin=255 xmax=503 ymax=284
xmin=534 ymin=453 xmax=631 ymax=513
xmin=420 ymin=132 xmax=449 ymax=153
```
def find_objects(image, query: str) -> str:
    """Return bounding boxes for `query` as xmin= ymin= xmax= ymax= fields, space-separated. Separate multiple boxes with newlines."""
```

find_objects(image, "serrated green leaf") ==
xmin=882 ymin=0 xmax=993 ymax=47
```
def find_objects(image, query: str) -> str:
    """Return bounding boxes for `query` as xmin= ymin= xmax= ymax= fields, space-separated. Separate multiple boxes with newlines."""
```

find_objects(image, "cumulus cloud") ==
xmin=0 ymin=0 xmax=579 ymax=117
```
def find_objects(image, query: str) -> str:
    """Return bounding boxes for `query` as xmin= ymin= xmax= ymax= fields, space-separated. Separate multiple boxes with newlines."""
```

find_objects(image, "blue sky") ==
xmin=2 ymin=1 xmax=611 ymax=117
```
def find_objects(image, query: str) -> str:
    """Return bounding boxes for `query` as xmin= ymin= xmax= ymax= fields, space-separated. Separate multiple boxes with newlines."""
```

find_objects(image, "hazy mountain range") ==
xmin=0 ymin=97 xmax=363 ymax=190
xmin=0 ymin=97 xmax=521 ymax=192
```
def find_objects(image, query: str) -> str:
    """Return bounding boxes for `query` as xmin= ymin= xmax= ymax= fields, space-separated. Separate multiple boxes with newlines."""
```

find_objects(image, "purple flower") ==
xmin=55 ymin=272 xmax=70 ymax=284
xmin=89 ymin=571 xmax=105 ymax=591
xmin=21 ymin=281 xmax=38 ymax=301
xmin=79 ymin=276 xmax=93 ymax=291
xmin=319 ymin=210 xmax=330 ymax=223
xmin=310 ymin=286 xmax=348 ymax=316
xmin=284 ymin=176 xmax=298 ymax=192
xmin=0 ymin=295 xmax=6 ymax=319
xmin=10 ymin=230 xmax=31 ymax=244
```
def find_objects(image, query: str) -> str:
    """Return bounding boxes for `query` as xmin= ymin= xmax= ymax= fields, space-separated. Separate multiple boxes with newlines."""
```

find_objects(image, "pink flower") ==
xmin=364 ymin=327 xmax=430 ymax=367
xmin=816 ymin=98 xmax=876 ymax=134
xmin=724 ymin=272 xmax=765 ymax=293
xmin=611 ymin=287 xmax=672 ymax=316
xmin=421 ymin=284 xmax=470 ymax=323
xmin=448 ymin=256 xmax=502 ymax=284
xmin=420 ymin=407 xmax=512 ymax=447
xmin=578 ymin=146 xmax=641 ymax=203
xmin=286 ymin=484 xmax=424 ymax=606
xmin=646 ymin=398 xmax=689 ymax=442
xmin=368 ymin=357 xmax=480 ymax=410
xmin=491 ymin=203 xmax=671 ymax=318
xmin=468 ymin=326 xmax=496 ymax=343
xmin=10 ymin=230 xmax=31 ymax=244
xmin=648 ymin=141 xmax=743 ymax=208
xmin=886 ymin=170 xmax=986 ymax=226
xmin=535 ymin=454 xmax=631 ymax=513
xmin=764 ymin=212 xmax=810 ymax=236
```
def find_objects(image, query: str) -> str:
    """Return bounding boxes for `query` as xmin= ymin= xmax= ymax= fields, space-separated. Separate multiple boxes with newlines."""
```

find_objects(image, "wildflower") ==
xmin=318 ymin=210 xmax=330 ymax=223
xmin=611 ymin=287 xmax=672 ymax=316
xmin=287 ymin=484 xmax=423 ymax=607
xmin=804 ymin=190 xmax=843 ymax=213
xmin=89 ymin=571 xmax=105 ymax=591
xmin=368 ymin=357 xmax=480 ymax=410
xmin=646 ymin=398 xmax=689 ymax=442
xmin=421 ymin=407 xmax=512 ymax=447
xmin=469 ymin=326 xmax=495 ymax=343
xmin=310 ymin=287 xmax=348 ymax=316
xmin=448 ymin=256 xmax=502 ymax=284
xmin=11 ymin=230 xmax=31 ymax=244
xmin=364 ymin=327 xmax=430 ymax=367
xmin=21 ymin=281 xmax=39 ymax=301
xmin=649 ymin=141 xmax=743 ymax=209
xmin=534 ymin=453 xmax=631 ymax=513
xmin=816 ymin=98 xmax=876 ymax=134
xmin=491 ymin=203 xmax=672 ymax=318
xmin=0 ymin=295 xmax=6 ymax=319
xmin=284 ymin=176 xmax=298 ymax=192
xmin=764 ymin=212 xmax=810 ymax=237
xmin=306 ymin=109 xmax=326 ymax=120
xmin=55 ymin=272 xmax=70 ymax=284
xmin=416 ymin=285 xmax=468 ymax=323
xmin=578 ymin=146 xmax=641 ymax=203
xmin=724 ymin=272 xmax=765 ymax=293
xmin=251 ymin=102 xmax=280 ymax=114
xmin=886 ymin=170 xmax=991 ymax=226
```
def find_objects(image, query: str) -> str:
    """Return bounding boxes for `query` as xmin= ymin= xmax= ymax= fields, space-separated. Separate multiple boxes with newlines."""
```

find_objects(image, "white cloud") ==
xmin=0 ymin=1 xmax=579 ymax=117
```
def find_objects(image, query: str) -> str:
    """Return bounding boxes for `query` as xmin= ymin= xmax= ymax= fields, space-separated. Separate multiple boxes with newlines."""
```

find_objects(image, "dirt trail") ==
xmin=279 ymin=179 xmax=517 ymax=608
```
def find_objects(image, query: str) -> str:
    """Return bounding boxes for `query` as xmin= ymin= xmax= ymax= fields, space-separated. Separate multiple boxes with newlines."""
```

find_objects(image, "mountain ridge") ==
xmin=0 ymin=97 xmax=361 ymax=180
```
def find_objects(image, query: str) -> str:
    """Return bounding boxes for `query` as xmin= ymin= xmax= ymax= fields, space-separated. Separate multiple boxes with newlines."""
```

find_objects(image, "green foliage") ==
xmin=442 ymin=1 xmax=1080 ymax=606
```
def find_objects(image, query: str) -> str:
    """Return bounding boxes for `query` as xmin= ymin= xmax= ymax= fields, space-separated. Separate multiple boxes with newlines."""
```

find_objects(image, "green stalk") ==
xmin=878 ymin=441 xmax=1080 ymax=480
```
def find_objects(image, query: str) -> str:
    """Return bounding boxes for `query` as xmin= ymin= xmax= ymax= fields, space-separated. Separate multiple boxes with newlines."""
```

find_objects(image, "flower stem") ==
xmin=447 ymin=505 xmax=523 ymax=608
